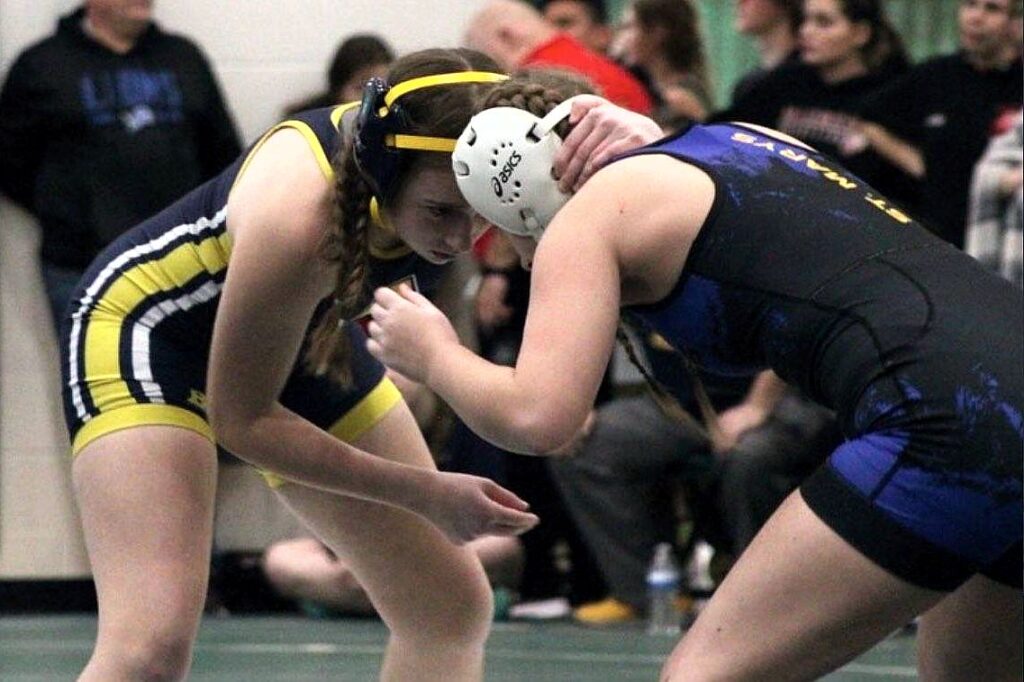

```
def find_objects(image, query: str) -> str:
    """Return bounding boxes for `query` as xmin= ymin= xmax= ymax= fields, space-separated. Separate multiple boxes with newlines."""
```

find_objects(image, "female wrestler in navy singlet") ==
xmin=368 ymin=77 xmax=1023 ymax=681
xmin=58 ymin=48 xmax=657 ymax=680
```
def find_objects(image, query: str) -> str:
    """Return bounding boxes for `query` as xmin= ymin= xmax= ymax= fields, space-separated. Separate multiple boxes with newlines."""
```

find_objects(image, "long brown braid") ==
xmin=481 ymin=71 xmax=722 ymax=438
xmin=615 ymin=323 xmax=720 ymax=442
xmin=478 ymin=68 xmax=594 ymax=135
xmin=305 ymin=48 xmax=503 ymax=382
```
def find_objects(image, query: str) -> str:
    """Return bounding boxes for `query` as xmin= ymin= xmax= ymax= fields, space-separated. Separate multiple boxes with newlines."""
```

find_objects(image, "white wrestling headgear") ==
xmin=452 ymin=96 xmax=580 ymax=239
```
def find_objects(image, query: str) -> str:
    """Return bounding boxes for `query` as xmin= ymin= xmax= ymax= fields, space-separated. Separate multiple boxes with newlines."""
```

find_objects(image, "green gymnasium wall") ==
xmin=603 ymin=0 xmax=963 ymax=108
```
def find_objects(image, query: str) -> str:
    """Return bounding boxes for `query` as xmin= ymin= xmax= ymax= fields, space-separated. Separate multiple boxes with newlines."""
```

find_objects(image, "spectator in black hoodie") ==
xmin=859 ymin=0 xmax=1023 ymax=248
xmin=715 ymin=0 xmax=917 ymax=209
xmin=0 ymin=0 xmax=241 ymax=328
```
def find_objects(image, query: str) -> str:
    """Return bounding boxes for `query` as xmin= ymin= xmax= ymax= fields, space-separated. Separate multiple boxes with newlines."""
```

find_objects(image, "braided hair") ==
xmin=306 ymin=48 xmax=503 ymax=382
xmin=478 ymin=67 xmax=594 ymax=134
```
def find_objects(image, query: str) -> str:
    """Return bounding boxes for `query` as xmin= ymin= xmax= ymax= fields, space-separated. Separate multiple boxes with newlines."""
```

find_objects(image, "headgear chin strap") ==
xmin=353 ymin=71 xmax=508 ymax=204
xmin=451 ymin=96 xmax=581 ymax=240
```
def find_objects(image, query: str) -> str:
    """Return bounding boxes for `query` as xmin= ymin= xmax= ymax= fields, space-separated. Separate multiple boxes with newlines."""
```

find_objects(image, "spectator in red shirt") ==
xmin=465 ymin=0 xmax=653 ymax=115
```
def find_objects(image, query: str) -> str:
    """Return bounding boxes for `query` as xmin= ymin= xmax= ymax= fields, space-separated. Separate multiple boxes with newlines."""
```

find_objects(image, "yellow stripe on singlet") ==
xmin=235 ymin=104 xmax=412 ymax=261
xmin=230 ymin=121 xmax=333 ymax=193
xmin=83 ymin=232 xmax=233 ymax=413
xmin=232 ymin=103 xmax=358 ymax=194
xmin=72 ymin=404 xmax=215 ymax=456
xmin=331 ymin=101 xmax=359 ymax=131
xmin=259 ymin=376 xmax=402 ymax=488
xmin=326 ymin=375 xmax=402 ymax=442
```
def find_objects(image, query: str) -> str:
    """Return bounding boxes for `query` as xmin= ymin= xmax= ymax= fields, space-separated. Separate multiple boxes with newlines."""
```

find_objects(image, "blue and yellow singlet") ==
xmin=59 ymin=104 xmax=444 ymax=485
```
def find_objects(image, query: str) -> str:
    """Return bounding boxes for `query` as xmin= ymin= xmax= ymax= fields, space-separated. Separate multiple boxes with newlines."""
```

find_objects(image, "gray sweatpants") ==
xmin=549 ymin=391 xmax=837 ymax=610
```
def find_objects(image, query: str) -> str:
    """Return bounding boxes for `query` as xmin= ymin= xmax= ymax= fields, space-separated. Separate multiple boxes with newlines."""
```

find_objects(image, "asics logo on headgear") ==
xmin=491 ymin=150 xmax=523 ymax=198
xmin=453 ymin=96 xmax=583 ymax=239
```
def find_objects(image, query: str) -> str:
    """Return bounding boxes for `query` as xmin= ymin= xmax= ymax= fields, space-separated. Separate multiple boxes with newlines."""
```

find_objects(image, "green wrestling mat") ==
xmin=0 ymin=615 xmax=918 ymax=680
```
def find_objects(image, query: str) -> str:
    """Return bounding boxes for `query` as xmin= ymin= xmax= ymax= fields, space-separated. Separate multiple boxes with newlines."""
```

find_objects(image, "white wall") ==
xmin=0 ymin=0 xmax=482 ymax=579
xmin=154 ymin=0 xmax=484 ymax=144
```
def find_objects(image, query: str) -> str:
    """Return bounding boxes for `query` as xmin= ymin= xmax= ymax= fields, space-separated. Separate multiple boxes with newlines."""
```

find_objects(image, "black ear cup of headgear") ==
xmin=353 ymin=76 xmax=408 ymax=202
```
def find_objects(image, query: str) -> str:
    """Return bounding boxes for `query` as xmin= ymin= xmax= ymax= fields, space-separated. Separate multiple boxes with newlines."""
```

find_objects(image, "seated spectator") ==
xmin=285 ymin=33 xmax=394 ymax=114
xmin=966 ymin=110 xmax=1023 ymax=287
xmin=465 ymin=0 xmax=653 ymax=114
xmin=716 ymin=0 xmax=917 ymax=208
xmin=550 ymin=329 xmax=838 ymax=624
xmin=264 ymin=535 xmax=524 ymax=618
xmin=859 ymin=0 xmax=1023 ymax=247
xmin=708 ymin=385 xmax=839 ymax=557
xmin=730 ymin=0 xmax=804 ymax=102
xmin=615 ymin=0 xmax=713 ymax=128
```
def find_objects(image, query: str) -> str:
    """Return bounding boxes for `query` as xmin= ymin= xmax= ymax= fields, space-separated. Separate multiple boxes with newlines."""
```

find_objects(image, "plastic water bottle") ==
xmin=646 ymin=542 xmax=681 ymax=636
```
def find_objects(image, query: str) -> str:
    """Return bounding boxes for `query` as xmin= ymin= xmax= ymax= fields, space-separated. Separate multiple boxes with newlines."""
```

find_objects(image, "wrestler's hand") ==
xmin=711 ymin=403 xmax=768 ymax=454
xmin=419 ymin=471 xmax=539 ymax=545
xmin=367 ymin=284 xmax=458 ymax=384
xmin=553 ymin=95 xmax=664 ymax=193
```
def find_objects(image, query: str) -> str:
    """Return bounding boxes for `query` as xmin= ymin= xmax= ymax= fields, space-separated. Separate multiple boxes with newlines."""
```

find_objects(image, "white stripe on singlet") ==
xmin=131 ymin=279 xmax=224 ymax=402
xmin=68 ymin=208 xmax=228 ymax=422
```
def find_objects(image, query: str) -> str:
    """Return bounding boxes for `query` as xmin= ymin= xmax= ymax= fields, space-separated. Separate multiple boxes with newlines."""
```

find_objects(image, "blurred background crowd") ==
xmin=0 ymin=0 xmax=1020 ymax=626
